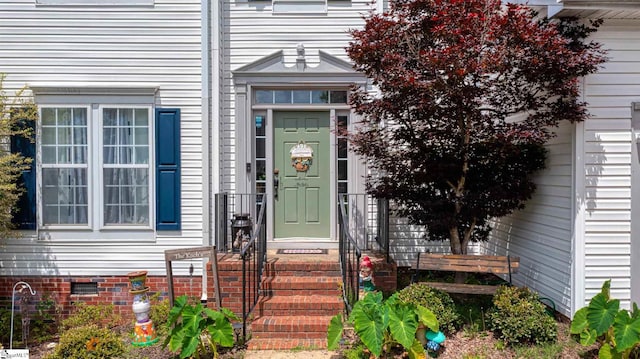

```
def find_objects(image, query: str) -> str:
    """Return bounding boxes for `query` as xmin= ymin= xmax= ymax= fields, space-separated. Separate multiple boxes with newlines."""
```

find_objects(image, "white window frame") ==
xmin=38 ymin=105 xmax=93 ymax=231
xmin=36 ymin=104 xmax=155 ymax=233
xmin=97 ymin=104 xmax=154 ymax=230
xmin=36 ymin=0 xmax=154 ymax=6
xmin=272 ymin=0 xmax=328 ymax=14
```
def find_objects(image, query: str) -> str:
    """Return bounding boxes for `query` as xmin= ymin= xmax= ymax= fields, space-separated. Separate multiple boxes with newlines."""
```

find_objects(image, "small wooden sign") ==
xmin=164 ymin=246 xmax=221 ymax=309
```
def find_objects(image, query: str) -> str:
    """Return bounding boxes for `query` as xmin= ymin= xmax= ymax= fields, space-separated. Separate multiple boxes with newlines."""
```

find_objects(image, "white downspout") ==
xmin=201 ymin=0 xmax=212 ymax=302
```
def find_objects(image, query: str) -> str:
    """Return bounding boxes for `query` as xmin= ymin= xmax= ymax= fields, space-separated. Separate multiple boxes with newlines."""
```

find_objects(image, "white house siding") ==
xmin=0 ymin=0 xmax=204 ymax=276
xmin=484 ymin=121 xmax=574 ymax=317
xmin=579 ymin=20 xmax=638 ymax=310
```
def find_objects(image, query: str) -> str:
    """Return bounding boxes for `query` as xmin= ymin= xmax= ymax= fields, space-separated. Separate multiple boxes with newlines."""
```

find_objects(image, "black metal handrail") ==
xmin=376 ymin=198 xmax=390 ymax=263
xmin=239 ymin=195 xmax=267 ymax=342
xmin=338 ymin=194 xmax=361 ymax=313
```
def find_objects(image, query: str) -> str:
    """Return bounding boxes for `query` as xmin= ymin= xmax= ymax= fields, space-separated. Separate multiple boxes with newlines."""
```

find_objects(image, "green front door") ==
xmin=274 ymin=111 xmax=330 ymax=238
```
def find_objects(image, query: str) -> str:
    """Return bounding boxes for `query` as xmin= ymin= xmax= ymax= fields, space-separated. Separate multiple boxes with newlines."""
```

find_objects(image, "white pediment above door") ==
xmin=232 ymin=45 xmax=367 ymax=86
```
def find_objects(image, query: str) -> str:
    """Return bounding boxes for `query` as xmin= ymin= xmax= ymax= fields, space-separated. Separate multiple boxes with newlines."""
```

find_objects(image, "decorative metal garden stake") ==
xmin=127 ymin=271 xmax=158 ymax=347
xmin=10 ymin=281 xmax=35 ymax=349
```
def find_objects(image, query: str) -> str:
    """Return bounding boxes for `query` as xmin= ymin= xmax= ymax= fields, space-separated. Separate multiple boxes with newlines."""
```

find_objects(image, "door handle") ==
xmin=273 ymin=168 xmax=280 ymax=200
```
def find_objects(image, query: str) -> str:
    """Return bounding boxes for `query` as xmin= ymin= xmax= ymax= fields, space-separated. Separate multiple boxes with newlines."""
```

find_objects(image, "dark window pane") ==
xmin=338 ymin=182 xmax=348 ymax=194
xmin=330 ymin=91 xmax=348 ymax=104
xmin=338 ymin=138 xmax=348 ymax=158
xmin=255 ymin=116 xmax=266 ymax=136
xmin=338 ymin=160 xmax=347 ymax=180
xmin=256 ymin=182 xmax=266 ymax=194
xmin=256 ymin=160 xmax=266 ymax=181
xmin=274 ymin=90 xmax=292 ymax=104
xmin=256 ymin=138 xmax=265 ymax=158
xmin=255 ymin=90 xmax=272 ymax=104
xmin=337 ymin=116 xmax=348 ymax=132
xmin=311 ymin=90 xmax=329 ymax=104
xmin=293 ymin=90 xmax=310 ymax=104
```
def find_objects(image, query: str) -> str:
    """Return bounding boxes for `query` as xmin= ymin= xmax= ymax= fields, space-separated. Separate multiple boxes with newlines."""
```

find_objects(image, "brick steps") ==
xmin=260 ymin=276 xmax=342 ymax=295
xmin=248 ymin=258 xmax=344 ymax=351
xmin=251 ymin=315 xmax=334 ymax=333
xmin=256 ymin=295 xmax=343 ymax=315
xmin=247 ymin=338 xmax=328 ymax=350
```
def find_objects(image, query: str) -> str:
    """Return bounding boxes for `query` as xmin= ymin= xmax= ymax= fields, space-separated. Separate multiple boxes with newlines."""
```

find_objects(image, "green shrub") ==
xmin=0 ymin=308 xmax=21 ymax=348
xmin=396 ymin=283 xmax=460 ymax=333
xmin=488 ymin=286 xmax=557 ymax=346
xmin=45 ymin=325 xmax=126 ymax=359
xmin=149 ymin=295 xmax=170 ymax=337
xmin=61 ymin=303 xmax=121 ymax=331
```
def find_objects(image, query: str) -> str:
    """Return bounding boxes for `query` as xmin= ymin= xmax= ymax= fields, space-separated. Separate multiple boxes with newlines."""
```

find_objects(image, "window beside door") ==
xmin=40 ymin=105 xmax=152 ymax=228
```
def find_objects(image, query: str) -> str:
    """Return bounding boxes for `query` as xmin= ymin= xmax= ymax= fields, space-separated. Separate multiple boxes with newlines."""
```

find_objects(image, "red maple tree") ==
xmin=346 ymin=0 xmax=607 ymax=254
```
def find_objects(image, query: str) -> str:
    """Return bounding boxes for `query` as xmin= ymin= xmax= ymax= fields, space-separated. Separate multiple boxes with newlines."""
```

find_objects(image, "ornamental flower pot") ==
xmin=127 ymin=271 xmax=148 ymax=292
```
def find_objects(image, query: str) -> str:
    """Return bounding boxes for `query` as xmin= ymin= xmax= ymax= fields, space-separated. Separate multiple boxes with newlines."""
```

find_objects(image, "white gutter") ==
xmin=201 ymin=0 xmax=212 ymax=302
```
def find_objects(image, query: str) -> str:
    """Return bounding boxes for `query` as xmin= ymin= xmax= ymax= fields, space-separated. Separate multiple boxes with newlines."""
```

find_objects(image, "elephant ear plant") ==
xmin=571 ymin=280 xmax=640 ymax=359
xmin=328 ymin=291 xmax=439 ymax=359
xmin=163 ymin=295 xmax=239 ymax=359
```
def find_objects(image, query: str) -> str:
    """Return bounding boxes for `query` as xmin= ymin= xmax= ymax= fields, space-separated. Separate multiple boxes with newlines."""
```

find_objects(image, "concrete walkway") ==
xmin=243 ymin=350 xmax=341 ymax=359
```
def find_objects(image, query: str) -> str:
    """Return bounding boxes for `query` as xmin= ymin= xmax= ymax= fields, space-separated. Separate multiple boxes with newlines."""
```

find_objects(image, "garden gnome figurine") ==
xmin=359 ymin=256 xmax=376 ymax=295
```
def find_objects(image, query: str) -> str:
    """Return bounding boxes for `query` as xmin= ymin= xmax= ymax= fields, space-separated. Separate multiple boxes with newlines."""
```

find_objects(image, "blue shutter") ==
xmin=11 ymin=120 xmax=36 ymax=230
xmin=155 ymin=108 xmax=181 ymax=230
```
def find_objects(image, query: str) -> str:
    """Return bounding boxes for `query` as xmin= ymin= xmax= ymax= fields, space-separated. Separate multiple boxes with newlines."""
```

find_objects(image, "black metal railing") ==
xmin=338 ymin=194 xmax=389 ymax=252
xmin=239 ymin=195 xmax=267 ymax=343
xmin=338 ymin=194 xmax=391 ymax=312
xmin=213 ymin=192 xmax=267 ymax=342
xmin=214 ymin=193 xmax=266 ymax=251
xmin=376 ymin=198 xmax=390 ymax=263
xmin=338 ymin=194 xmax=361 ymax=313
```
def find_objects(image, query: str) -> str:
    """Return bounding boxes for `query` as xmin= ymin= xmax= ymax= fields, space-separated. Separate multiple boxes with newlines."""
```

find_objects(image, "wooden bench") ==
xmin=411 ymin=253 xmax=520 ymax=295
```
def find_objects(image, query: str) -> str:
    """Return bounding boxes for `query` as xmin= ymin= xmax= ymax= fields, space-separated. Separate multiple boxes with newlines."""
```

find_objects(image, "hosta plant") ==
xmin=164 ymin=295 xmax=239 ymax=359
xmin=571 ymin=280 xmax=640 ymax=359
xmin=327 ymin=291 xmax=439 ymax=359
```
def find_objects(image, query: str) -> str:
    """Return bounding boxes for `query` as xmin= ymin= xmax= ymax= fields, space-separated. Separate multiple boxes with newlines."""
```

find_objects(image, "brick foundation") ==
xmin=0 ymin=275 xmax=202 ymax=318
xmin=366 ymin=252 xmax=398 ymax=295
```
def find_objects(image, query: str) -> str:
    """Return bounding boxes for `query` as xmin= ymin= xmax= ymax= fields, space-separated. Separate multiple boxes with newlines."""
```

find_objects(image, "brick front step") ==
xmin=251 ymin=330 xmax=328 ymax=339
xmin=247 ymin=338 xmax=328 ymax=350
xmin=264 ymin=261 xmax=340 ymax=276
xmin=256 ymin=295 xmax=343 ymax=315
xmin=260 ymin=276 xmax=342 ymax=295
xmin=251 ymin=315 xmax=334 ymax=334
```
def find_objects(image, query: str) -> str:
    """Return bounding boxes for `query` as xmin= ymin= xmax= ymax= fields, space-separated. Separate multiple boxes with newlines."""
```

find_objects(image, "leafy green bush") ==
xmin=61 ymin=303 xmax=121 ymax=331
xmin=396 ymin=283 xmax=460 ymax=333
xmin=149 ymin=295 xmax=170 ymax=337
xmin=571 ymin=280 xmax=640 ymax=359
xmin=164 ymin=295 xmax=239 ymax=359
xmin=328 ymin=291 xmax=439 ymax=359
xmin=0 ymin=308 xmax=21 ymax=348
xmin=487 ymin=286 xmax=557 ymax=346
xmin=44 ymin=325 xmax=126 ymax=359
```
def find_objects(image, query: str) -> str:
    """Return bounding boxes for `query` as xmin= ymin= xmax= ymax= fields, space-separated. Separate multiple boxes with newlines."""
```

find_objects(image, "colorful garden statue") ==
xmin=425 ymin=330 xmax=446 ymax=352
xmin=127 ymin=271 xmax=159 ymax=347
xmin=359 ymin=256 xmax=376 ymax=295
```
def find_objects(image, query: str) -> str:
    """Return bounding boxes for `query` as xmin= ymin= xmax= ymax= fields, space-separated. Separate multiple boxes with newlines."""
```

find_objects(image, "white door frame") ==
xmin=231 ymin=49 xmax=367 ymax=243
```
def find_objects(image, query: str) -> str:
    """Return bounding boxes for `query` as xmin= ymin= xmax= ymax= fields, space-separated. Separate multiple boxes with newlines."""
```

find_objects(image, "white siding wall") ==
xmin=579 ymin=20 xmax=637 ymax=310
xmin=484 ymin=122 xmax=574 ymax=317
xmin=0 ymin=0 xmax=204 ymax=276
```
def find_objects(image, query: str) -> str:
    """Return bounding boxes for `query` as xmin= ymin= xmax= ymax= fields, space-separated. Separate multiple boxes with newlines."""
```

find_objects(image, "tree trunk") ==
xmin=449 ymin=226 xmax=468 ymax=283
